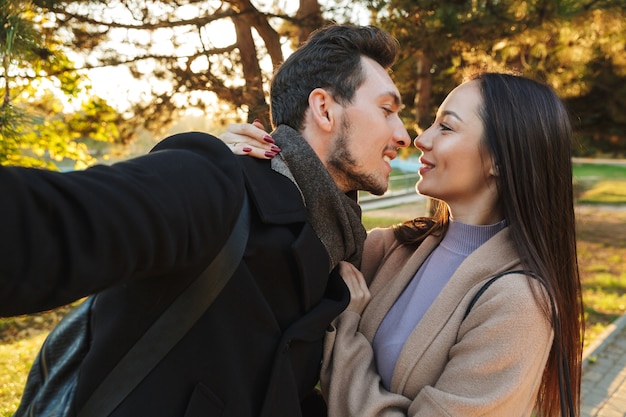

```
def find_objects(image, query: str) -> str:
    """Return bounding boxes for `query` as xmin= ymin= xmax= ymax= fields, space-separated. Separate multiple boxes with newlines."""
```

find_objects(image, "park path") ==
xmin=582 ymin=314 xmax=626 ymax=417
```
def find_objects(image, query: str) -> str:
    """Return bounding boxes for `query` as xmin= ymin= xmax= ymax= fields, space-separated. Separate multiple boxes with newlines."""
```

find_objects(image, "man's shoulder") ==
xmin=151 ymin=131 xmax=234 ymax=159
xmin=149 ymin=131 xmax=245 ymax=180
xmin=237 ymin=157 xmax=308 ymax=224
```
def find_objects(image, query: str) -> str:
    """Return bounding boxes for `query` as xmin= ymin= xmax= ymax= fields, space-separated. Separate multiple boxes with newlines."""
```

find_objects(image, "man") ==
xmin=5 ymin=24 xmax=409 ymax=416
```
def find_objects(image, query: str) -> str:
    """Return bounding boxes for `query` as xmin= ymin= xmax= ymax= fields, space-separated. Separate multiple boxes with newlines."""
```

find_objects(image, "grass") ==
xmin=574 ymin=163 xmax=626 ymax=205
xmin=0 ymin=334 xmax=47 ymax=416
xmin=0 ymin=163 xmax=625 ymax=415
xmin=545 ymin=163 xmax=625 ymax=349
xmin=573 ymin=162 xmax=626 ymax=180
xmin=575 ymin=205 xmax=626 ymax=346
xmin=362 ymin=215 xmax=407 ymax=231
xmin=577 ymin=181 xmax=626 ymax=204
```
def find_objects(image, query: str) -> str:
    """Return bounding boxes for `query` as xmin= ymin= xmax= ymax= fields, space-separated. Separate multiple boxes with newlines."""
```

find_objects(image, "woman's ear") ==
xmin=489 ymin=164 xmax=499 ymax=177
xmin=308 ymin=88 xmax=335 ymax=133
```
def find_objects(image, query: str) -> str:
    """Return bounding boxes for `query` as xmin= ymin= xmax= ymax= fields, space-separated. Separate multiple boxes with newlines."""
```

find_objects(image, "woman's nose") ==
xmin=414 ymin=127 xmax=432 ymax=150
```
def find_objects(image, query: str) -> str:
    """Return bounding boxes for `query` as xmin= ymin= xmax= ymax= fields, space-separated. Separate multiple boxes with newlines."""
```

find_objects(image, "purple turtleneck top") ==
xmin=372 ymin=219 xmax=507 ymax=389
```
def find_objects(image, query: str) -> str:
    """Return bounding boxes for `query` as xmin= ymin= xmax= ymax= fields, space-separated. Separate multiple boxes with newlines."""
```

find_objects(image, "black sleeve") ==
xmin=0 ymin=132 xmax=245 ymax=316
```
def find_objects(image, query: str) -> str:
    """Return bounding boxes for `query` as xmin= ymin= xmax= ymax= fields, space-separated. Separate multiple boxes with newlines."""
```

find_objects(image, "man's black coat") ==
xmin=1 ymin=132 xmax=350 ymax=416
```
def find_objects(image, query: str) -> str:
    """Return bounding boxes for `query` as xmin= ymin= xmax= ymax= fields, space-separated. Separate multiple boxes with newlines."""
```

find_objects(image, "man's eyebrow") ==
xmin=441 ymin=109 xmax=463 ymax=122
xmin=382 ymin=91 xmax=402 ymax=108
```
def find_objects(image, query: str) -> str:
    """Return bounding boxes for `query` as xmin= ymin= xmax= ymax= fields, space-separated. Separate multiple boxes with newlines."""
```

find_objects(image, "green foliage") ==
xmin=366 ymin=0 xmax=626 ymax=152
xmin=27 ymin=0 xmax=324 ymax=139
xmin=0 ymin=0 xmax=121 ymax=168
xmin=3 ymin=0 xmax=626 ymax=163
xmin=0 ymin=1 xmax=41 ymax=60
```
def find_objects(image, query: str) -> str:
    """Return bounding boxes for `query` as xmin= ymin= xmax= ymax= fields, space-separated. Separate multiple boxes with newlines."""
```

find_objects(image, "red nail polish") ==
xmin=270 ymin=145 xmax=281 ymax=153
xmin=263 ymin=135 xmax=275 ymax=144
xmin=242 ymin=147 xmax=252 ymax=153
xmin=254 ymin=119 xmax=262 ymax=124
xmin=264 ymin=151 xmax=277 ymax=158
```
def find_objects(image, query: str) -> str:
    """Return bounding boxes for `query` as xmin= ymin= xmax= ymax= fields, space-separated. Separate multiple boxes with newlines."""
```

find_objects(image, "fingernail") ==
xmin=270 ymin=145 xmax=281 ymax=153
xmin=242 ymin=147 xmax=252 ymax=153
xmin=263 ymin=135 xmax=275 ymax=144
xmin=264 ymin=151 xmax=277 ymax=158
xmin=254 ymin=119 xmax=262 ymax=124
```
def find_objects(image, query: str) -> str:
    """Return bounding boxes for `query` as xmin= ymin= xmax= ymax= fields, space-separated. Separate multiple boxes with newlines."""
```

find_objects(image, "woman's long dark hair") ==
xmin=395 ymin=73 xmax=583 ymax=417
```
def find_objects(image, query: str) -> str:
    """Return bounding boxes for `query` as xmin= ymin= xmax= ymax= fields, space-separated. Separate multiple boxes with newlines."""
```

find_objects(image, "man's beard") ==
xmin=327 ymin=117 xmax=387 ymax=196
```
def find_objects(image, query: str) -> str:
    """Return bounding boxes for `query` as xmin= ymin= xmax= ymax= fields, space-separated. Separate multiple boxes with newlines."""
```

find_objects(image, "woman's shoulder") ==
xmin=466 ymin=270 xmax=551 ymax=324
xmin=361 ymin=228 xmax=404 ymax=284
xmin=365 ymin=227 xmax=397 ymax=246
xmin=363 ymin=227 xmax=411 ymax=264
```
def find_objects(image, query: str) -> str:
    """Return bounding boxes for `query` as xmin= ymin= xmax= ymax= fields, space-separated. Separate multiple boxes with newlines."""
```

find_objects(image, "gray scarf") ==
xmin=270 ymin=125 xmax=366 ymax=270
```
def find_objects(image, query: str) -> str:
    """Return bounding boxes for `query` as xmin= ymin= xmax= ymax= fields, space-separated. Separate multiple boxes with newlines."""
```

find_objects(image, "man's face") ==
xmin=326 ymin=57 xmax=410 ymax=195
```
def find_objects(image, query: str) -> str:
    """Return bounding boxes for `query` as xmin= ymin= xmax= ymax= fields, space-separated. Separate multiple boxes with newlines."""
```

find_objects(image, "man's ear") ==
xmin=308 ymin=88 xmax=335 ymax=133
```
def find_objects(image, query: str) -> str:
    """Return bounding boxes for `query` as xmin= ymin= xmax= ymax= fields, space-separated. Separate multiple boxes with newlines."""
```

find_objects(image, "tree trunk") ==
xmin=414 ymin=51 xmax=432 ymax=131
xmin=296 ymin=0 xmax=324 ymax=44
xmin=414 ymin=51 xmax=436 ymax=217
xmin=230 ymin=0 xmax=272 ymax=124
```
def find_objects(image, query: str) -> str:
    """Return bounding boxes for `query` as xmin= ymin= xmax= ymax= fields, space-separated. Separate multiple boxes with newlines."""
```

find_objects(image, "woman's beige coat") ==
xmin=321 ymin=227 xmax=553 ymax=416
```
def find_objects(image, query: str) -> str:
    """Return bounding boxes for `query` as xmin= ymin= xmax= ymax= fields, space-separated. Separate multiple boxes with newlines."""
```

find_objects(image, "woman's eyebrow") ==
xmin=441 ymin=109 xmax=463 ymax=122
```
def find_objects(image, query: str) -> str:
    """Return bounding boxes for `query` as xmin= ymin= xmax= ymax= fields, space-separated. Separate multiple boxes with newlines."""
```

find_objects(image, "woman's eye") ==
xmin=439 ymin=123 xmax=452 ymax=131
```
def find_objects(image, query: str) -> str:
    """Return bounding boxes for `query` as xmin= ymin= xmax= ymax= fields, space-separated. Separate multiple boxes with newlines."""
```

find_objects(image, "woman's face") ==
xmin=414 ymin=80 xmax=500 ymax=224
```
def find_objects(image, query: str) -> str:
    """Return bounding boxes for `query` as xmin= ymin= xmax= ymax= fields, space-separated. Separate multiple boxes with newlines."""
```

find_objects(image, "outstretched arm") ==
xmin=0 ymin=132 xmax=245 ymax=316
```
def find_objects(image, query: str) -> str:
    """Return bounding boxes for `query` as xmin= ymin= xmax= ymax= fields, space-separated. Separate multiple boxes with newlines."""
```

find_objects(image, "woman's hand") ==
xmin=219 ymin=120 xmax=280 ymax=159
xmin=338 ymin=261 xmax=371 ymax=315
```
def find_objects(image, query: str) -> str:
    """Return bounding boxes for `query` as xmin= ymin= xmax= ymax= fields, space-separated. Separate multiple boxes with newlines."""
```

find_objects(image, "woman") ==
xmin=222 ymin=72 xmax=583 ymax=417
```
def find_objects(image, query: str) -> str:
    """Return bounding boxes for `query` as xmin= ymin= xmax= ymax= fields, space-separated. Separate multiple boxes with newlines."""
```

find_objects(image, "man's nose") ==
xmin=392 ymin=117 xmax=411 ymax=148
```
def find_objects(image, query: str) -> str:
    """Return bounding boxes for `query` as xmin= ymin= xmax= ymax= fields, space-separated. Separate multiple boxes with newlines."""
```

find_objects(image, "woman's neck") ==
xmin=448 ymin=203 xmax=503 ymax=225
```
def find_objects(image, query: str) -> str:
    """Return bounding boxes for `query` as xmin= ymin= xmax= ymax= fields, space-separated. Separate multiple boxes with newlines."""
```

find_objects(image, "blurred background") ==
xmin=2 ymin=0 xmax=625 ymax=171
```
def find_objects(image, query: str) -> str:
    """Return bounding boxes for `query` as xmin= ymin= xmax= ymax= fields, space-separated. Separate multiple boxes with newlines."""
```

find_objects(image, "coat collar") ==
xmin=239 ymin=156 xmax=308 ymax=225
xmin=360 ymin=234 xmax=441 ymax=340
xmin=360 ymin=228 xmax=522 ymax=391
